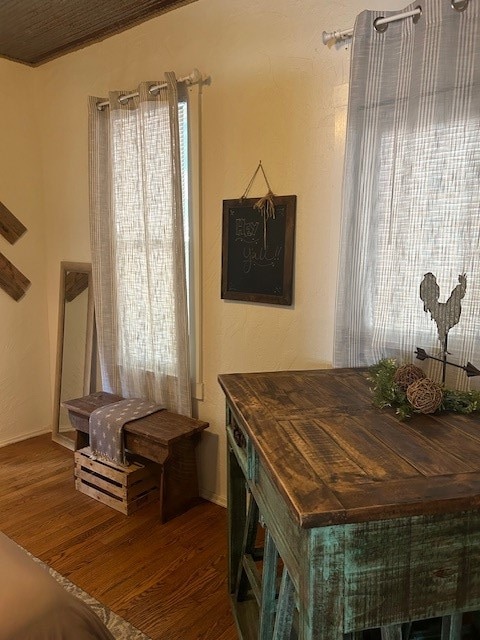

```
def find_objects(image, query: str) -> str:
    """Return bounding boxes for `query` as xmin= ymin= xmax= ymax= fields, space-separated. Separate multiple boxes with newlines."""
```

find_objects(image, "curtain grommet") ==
xmin=149 ymin=85 xmax=160 ymax=96
xmin=452 ymin=0 xmax=468 ymax=11
xmin=374 ymin=16 xmax=389 ymax=32
xmin=413 ymin=6 xmax=422 ymax=22
xmin=118 ymin=95 xmax=129 ymax=105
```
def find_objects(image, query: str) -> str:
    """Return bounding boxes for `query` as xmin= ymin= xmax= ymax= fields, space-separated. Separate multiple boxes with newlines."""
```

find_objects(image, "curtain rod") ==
xmin=96 ymin=68 xmax=204 ymax=111
xmin=323 ymin=1 xmax=467 ymax=45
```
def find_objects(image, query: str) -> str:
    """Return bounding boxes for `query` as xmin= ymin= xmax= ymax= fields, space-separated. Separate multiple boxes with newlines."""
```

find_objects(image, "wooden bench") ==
xmin=63 ymin=391 xmax=209 ymax=523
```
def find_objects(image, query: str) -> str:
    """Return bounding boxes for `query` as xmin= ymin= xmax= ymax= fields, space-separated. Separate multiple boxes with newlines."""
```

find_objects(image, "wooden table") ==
xmin=63 ymin=392 xmax=209 ymax=522
xmin=218 ymin=368 xmax=480 ymax=640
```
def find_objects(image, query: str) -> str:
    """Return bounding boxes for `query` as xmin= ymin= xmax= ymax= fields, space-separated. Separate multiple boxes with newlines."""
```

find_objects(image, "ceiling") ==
xmin=0 ymin=0 xmax=197 ymax=66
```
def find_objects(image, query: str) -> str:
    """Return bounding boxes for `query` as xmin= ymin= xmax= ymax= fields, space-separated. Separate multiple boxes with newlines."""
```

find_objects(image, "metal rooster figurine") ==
xmin=416 ymin=272 xmax=480 ymax=383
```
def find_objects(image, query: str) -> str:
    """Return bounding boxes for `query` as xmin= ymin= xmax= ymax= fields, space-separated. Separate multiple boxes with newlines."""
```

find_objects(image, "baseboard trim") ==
xmin=0 ymin=427 xmax=51 ymax=449
xmin=199 ymin=487 xmax=226 ymax=508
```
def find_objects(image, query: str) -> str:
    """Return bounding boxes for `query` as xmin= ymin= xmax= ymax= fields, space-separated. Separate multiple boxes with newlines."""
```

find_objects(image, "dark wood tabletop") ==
xmin=218 ymin=368 xmax=480 ymax=528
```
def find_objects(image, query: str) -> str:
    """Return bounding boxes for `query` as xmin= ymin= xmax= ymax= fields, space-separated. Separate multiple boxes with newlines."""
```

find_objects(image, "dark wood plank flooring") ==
xmin=0 ymin=434 xmax=237 ymax=640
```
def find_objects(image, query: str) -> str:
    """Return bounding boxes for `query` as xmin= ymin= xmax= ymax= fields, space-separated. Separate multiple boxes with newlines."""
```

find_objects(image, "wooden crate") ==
xmin=74 ymin=447 xmax=158 ymax=515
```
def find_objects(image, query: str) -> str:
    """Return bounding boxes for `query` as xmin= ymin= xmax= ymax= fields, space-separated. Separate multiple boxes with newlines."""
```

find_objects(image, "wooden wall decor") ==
xmin=0 ymin=201 xmax=27 ymax=244
xmin=0 ymin=201 xmax=29 ymax=300
xmin=0 ymin=253 xmax=30 ymax=301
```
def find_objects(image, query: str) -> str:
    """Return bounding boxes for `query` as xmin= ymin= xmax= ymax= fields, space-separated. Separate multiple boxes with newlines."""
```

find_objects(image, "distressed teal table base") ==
xmin=227 ymin=430 xmax=480 ymax=640
xmin=220 ymin=370 xmax=480 ymax=640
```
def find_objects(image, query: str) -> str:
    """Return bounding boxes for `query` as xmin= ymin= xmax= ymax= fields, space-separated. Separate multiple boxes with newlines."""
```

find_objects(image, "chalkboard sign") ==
xmin=221 ymin=195 xmax=296 ymax=305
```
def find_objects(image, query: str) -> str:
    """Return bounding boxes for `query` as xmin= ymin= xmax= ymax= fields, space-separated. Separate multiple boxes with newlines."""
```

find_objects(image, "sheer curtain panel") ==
xmin=334 ymin=0 xmax=480 ymax=389
xmin=88 ymin=74 xmax=192 ymax=415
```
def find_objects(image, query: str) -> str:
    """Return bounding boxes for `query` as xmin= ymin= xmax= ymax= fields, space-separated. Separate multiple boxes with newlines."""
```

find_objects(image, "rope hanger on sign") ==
xmin=240 ymin=161 xmax=277 ymax=250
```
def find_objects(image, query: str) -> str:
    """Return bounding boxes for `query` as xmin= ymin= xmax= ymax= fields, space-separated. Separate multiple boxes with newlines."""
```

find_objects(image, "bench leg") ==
xmin=160 ymin=435 xmax=202 ymax=522
xmin=75 ymin=430 xmax=89 ymax=451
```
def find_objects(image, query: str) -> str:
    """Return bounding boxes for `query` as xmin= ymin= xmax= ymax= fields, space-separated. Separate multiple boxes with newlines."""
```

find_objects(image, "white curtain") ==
xmin=88 ymin=73 xmax=192 ymax=415
xmin=334 ymin=0 xmax=480 ymax=389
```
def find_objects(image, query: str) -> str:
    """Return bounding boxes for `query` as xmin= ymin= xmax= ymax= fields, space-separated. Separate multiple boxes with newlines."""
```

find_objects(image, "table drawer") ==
xmin=226 ymin=404 xmax=301 ymax=592
xmin=226 ymin=407 xmax=258 ymax=483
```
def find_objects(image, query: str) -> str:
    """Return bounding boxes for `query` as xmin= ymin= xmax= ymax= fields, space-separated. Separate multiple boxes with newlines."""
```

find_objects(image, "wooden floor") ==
xmin=0 ymin=434 xmax=238 ymax=640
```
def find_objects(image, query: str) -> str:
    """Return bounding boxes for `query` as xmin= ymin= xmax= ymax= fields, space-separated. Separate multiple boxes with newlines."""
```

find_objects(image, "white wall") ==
xmin=0 ymin=60 xmax=51 ymax=446
xmin=1 ymin=0 xmax=405 ymax=496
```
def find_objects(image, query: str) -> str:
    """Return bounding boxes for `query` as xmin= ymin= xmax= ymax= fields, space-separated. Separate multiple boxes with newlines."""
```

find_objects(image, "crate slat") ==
xmin=74 ymin=447 xmax=158 ymax=515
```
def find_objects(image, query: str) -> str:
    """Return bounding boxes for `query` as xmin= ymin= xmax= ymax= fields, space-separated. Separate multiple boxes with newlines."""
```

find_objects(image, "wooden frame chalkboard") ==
xmin=221 ymin=195 xmax=296 ymax=305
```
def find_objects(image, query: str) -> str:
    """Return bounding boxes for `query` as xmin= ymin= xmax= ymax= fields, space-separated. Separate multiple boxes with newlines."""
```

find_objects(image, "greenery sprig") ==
xmin=368 ymin=358 xmax=480 ymax=420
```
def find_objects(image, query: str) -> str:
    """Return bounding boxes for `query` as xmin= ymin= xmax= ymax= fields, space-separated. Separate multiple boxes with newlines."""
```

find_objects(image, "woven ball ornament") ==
xmin=393 ymin=363 xmax=426 ymax=391
xmin=406 ymin=378 xmax=443 ymax=414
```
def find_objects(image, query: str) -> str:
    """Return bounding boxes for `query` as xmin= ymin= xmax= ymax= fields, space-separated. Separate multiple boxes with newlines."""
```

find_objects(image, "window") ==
xmin=89 ymin=78 xmax=195 ymax=413
xmin=110 ymin=100 xmax=191 ymax=376
xmin=371 ymin=119 xmax=480 ymax=349
xmin=334 ymin=13 xmax=480 ymax=391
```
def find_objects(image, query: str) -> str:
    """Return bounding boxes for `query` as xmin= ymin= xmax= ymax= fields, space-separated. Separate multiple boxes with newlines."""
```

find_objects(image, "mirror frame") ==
xmin=52 ymin=261 xmax=95 ymax=449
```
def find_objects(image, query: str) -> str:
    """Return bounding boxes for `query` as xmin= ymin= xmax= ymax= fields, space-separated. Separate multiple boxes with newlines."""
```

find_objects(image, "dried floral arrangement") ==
xmin=368 ymin=358 xmax=480 ymax=420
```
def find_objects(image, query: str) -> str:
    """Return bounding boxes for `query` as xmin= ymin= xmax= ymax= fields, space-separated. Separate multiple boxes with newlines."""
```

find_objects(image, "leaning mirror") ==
xmin=52 ymin=262 xmax=95 ymax=450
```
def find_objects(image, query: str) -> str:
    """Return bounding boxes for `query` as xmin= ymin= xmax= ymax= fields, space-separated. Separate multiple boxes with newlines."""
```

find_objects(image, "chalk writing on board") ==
xmin=242 ymin=245 xmax=283 ymax=274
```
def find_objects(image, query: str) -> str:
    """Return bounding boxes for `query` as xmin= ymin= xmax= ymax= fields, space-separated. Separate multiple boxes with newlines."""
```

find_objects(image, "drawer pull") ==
xmin=233 ymin=425 xmax=246 ymax=449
